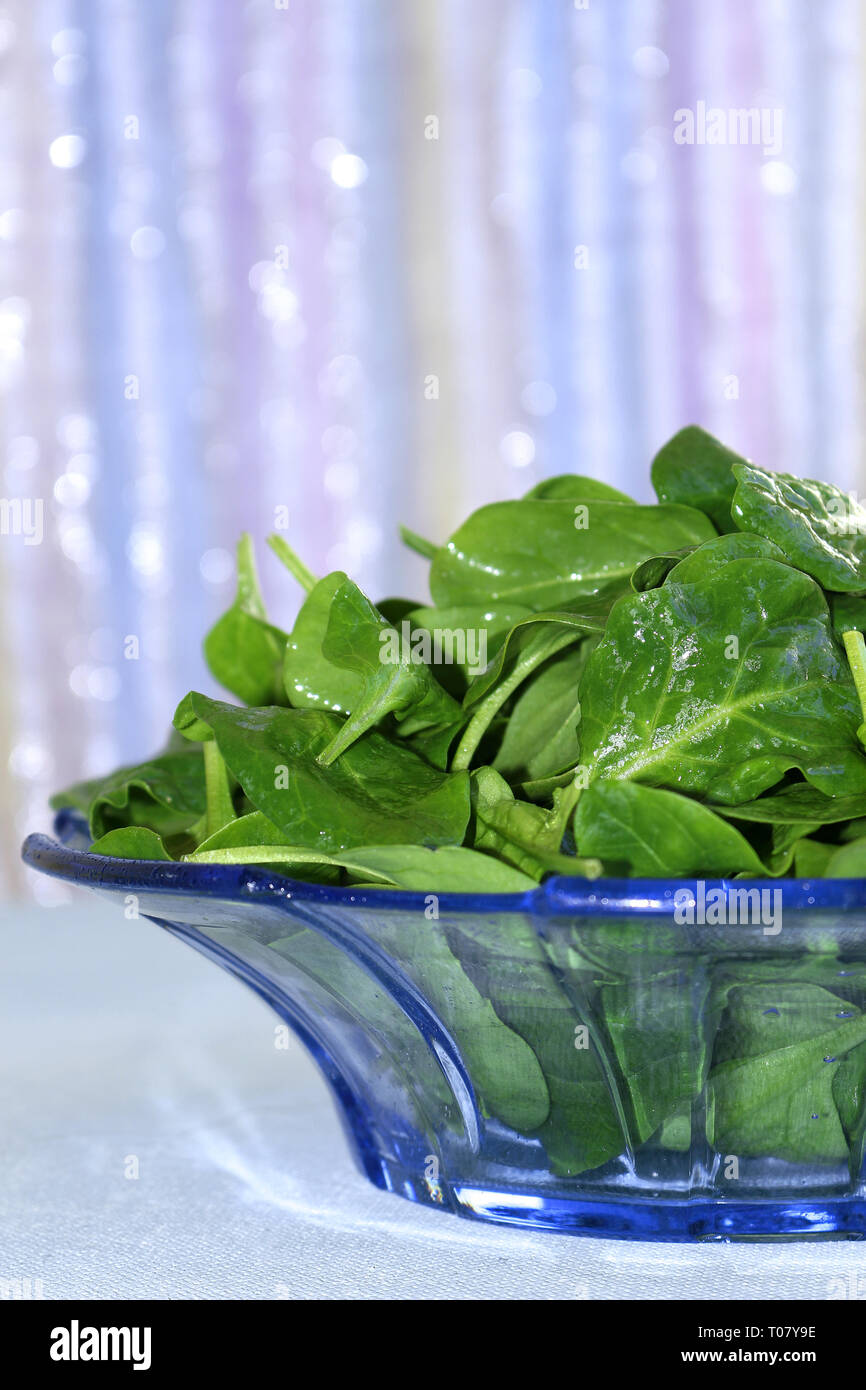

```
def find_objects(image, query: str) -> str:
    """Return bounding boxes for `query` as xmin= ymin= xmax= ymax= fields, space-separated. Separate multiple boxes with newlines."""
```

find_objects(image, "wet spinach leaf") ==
xmin=732 ymin=461 xmax=866 ymax=591
xmin=578 ymin=559 xmax=866 ymax=803
xmin=429 ymin=497 xmax=716 ymax=610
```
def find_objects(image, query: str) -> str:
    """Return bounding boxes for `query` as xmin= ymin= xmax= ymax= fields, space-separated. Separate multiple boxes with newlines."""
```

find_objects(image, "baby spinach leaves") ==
xmin=523 ymin=475 xmax=633 ymax=503
xmin=54 ymin=428 xmax=866 ymax=888
xmin=173 ymin=693 xmax=470 ymax=853
xmin=54 ymin=425 xmax=866 ymax=887
xmin=64 ymin=417 xmax=866 ymax=889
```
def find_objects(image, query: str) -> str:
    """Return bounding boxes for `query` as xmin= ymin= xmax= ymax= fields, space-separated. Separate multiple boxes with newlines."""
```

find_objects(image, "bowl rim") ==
xmin=19 ymin=809 xmax=866 ymax=917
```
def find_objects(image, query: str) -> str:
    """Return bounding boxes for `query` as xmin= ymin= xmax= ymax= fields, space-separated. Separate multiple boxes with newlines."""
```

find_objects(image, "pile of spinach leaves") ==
xmin=51 ymin=427 xmax=866 ymax=1174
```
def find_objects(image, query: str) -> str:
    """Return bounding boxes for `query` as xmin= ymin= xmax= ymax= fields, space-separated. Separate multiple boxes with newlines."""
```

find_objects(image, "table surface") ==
xmin=4 ymin=893 xmax=866 ymax=1301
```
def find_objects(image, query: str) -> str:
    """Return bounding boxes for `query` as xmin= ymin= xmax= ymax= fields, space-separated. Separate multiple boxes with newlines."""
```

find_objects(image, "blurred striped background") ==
xmin=2 ymin=0 xmax=864 ymax=897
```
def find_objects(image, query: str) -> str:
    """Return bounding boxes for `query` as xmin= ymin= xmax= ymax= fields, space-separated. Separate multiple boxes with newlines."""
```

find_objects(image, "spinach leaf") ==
xmin=377 ymin=918 xmax=551 ymax=1134
xmin=283 ymin=571 xmax=362 ymax=713
xmin=452 ymin=605 xmax=608 ymax=771
xmin=54 ymin=746 xmax=207 ymax=840
xmin=316 ymin=576 xmax=461 ymax=764
xmin=711 ymin=957 xmax=866 ymax=1012
xmin=830 ymin=592 xmax=866 ymax=638
xmin=574 ymin=782 xmax=776 ymax=877
xmin=189 ymin=810 xmax=342 ymax=883
xmin=601 ymin=969 xmax=712 ymax=1142
xmin=712 ymin=783 xmax=866 ymax=828
xmin=204 ymin=535 xmax=287 ymax=706
xmin=282 ymin=571 xmax=461 ymax=764
xmin=708 ymin=984 xmax=866 ymax=1162
xmin=469 ymin=768 xmax=600 ymax=880
xmin=712 ymin=784 xmax=866 ymax=865
xmin=492 ymin=640 xmax=595 ymax=782
xmin=792 ymin=838 xmax=836 ymax=877
xmin=825 ymin=838 xmax=866 ymax=877
xmin=429 ymin=497 xmax=717 ymax=610
xmin=523 ymin=475 xmax=633 ymax=502
xmin=89 ymin=827 xmax=174 ymax=860
xmin=444 ymin=914 xmax=626 ymax=1174
xmin=578 ymin=559 xmax=866 ymax=803
xmin=188 ymin=840 xmax=536 ymax=892
xmin=650 ymin=424 xmax=743 ymax=532
xmin=173 ymin=693 xmax=470 ymax=852
xmin=666 ymin=531 xmax=788 ymax=582
xmin=731 ymin=461 xmax=866 ymax=591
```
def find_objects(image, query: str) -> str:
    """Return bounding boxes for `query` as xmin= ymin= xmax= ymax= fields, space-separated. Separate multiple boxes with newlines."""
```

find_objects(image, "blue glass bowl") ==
xmin=22 ymin=810 xmax=866 ymax=1242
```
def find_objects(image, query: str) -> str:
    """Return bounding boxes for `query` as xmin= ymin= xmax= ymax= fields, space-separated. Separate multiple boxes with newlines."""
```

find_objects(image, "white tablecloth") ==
xmin=3 ymin=895 xmax=866 ymax=1300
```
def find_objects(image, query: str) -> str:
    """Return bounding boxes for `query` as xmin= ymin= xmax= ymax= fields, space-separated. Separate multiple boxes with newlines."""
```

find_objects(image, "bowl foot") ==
xmin=365 ymin=1161 xmax=866 ymax=1241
